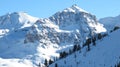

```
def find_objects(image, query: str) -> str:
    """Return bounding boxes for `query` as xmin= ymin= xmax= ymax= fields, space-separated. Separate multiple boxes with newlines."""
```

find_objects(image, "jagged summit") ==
xmin=49 ymin=5 xmax=106 ymax=33
xmin=63 ymin=4 xmax=89 ymax=13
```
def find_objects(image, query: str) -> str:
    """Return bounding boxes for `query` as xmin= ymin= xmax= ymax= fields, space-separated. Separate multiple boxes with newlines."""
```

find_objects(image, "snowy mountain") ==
xmin=0 ymin=5 xmax=109 ymax=67
xmin=49 ymin=5 xmax=106 ymax=33
xmin=99 ymin=15 xmax=120 ymax=31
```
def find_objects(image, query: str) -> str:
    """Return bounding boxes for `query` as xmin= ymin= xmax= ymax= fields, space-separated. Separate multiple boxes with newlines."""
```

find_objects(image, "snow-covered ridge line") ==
xmin=0 ymin=12 xmax=38 ymax=30
xmin=99 ymin=14 xmax=120 ymax=31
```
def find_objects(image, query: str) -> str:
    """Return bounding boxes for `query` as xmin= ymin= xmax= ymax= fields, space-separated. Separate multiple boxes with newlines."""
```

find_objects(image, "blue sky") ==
xmin=0 ymin=0 xmax=120 ymax=19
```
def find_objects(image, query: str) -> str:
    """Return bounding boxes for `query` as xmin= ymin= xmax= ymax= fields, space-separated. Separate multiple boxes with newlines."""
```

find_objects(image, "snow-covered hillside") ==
xmin=0 ymin=5 xmax=109 ymax=67
xmin=50 ymin=29 xmax=120 ymax=67
xmin=99 ymin=15 xmax=120 ymax=31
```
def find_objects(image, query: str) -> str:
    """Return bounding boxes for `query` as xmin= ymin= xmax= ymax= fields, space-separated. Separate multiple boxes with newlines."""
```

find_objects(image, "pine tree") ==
xmin=77 ymin=45 xmax=81 ymax=51
xmin=92 ymin=37 xmax=96 ymax=46
xmin=44 ymin=59 xmax=48 ymax=66
xmin=49 ymin=59 xmax=54 ymax=65
xmin=113 ymin=26 xmax=120 ymax=31
xmin=87 ymin=43 xmax=90 ymax=51
xmin=86 ymin=38 xmax=92 ymax=45
xmin=86 ymin=38 xmax=91 ymax=51
xmin=98 ymin=33 xmax=102 ymax=40
xmin=117 ymin=62 xmax=120 ymax=67
xmin=60 ymin=52 xmax=63 ymax=59
xmin=55 ymin=63 xmax=58 ymax=67
xmin=60 ymin=51 xmax=68 ymax=58
xmin=83 ymin=38 xmax=91 ymax=51
xmin=73 ymin=45 xmax=77 ymax=52
xmin=63 ymin=51 xmax=67 ymax=57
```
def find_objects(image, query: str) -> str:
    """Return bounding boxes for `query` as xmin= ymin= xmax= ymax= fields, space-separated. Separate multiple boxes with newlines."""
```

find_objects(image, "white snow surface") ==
xmin=0 ymin=58 xmax=34 ymax=67
xmin=50 ymin=29 xmax=120 ymax=67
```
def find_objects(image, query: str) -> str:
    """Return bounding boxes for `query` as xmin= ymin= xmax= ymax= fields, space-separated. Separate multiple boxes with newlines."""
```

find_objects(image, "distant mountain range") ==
xmin=99 ymin=15 xmax=120 ymax=31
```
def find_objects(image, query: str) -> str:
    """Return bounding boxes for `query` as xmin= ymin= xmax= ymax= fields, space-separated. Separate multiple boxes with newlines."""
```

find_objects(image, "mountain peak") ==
xmin=0 ymin=11 xmax=38 ymax=29
xmin=4 ymin=11 xmax=27 ymax=16
xmin=63 ymin=4 xmax=88 ymax=13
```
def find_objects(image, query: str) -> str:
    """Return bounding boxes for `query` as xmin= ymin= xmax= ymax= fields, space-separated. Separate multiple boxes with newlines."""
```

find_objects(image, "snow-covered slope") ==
xmin=50 ymin=29 xmax=120 ymax=67
xmin=0 ymin=5 xmax=107 ymax=67
xmin=99 ymin=15 xmax=120 ymax=31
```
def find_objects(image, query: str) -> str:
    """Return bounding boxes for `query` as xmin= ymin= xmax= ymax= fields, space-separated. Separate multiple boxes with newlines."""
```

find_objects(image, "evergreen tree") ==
xmin=60 ymin=51 xmax=68 ymax=59
xmin=83 ymin=38 xmax=91 ymax=51
xmin=73 ymin=45 xmax=77 ymax=52
xmin=44 ymin=59 xmax=48 ymax=66
xmin=113 ymin=26 xmax=120 ymax=31
xmin=98 ymin=33 xmax=102 ymax=40
xmin=117 ymin=62 xmax=120 ymax=67
xmin=55 ymin=63 xmax=58 ymax=67
xmin=87 ymin=43 xmax=90 ymax=51
xmin=77 ymin=45 xmax=81 ymax=51
xmin=86 ymin=38 xmax=92 ymax=45
xmin=86 ymin=38 xmax=91 ymax=51
xmin=73 ymin=44 xmax=81 ymax=52
xmin=92 ymin=37 xmax=96 ymax=46
xmin=49 ymin=59 xmax=53 ymax=65
xmin=63 ymin=51 xmax=68 ymax=57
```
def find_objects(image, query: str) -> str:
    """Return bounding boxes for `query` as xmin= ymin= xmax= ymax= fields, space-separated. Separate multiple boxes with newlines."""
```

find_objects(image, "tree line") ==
xmin=43 ymin=33 xmax=108 ymax=67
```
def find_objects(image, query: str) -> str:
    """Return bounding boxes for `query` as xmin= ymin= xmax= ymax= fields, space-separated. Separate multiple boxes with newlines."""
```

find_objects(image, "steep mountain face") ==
xmin=99 ymin=15 xmax=120 ymax=31
xmin=0 ymin=5 xmax=106 ymax=67
xmin=49 ymin=5 xmax=106 ymax=33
